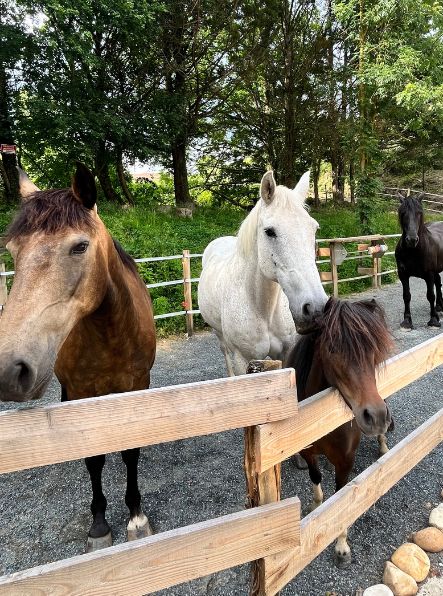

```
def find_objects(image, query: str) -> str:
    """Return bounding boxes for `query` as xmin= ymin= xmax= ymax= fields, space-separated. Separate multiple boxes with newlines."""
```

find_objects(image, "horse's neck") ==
xmin=236 ymin=253 xmax=281 ymax=318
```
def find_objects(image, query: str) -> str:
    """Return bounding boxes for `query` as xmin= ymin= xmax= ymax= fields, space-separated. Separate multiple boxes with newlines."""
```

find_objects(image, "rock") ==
xmin=429 ymin=503 xmax=443 ymax=531
xmin=176 ymin=207 xmax=193 ymax=218
xmin=383 ymin=561 xmax=418 ymax=595
xmin=391 ymin=543 xmax=430 ymax=582
xmin=363 ymin=585 xmax=394 ymax=596
xmin=412 ymin=527 xmax=443 ymax=553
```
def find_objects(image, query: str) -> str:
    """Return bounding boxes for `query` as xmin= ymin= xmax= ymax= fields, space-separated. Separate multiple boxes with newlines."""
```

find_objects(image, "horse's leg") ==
xmin=425 ymin=273 xmax=441 ymax=327
xmin=122 ymin=447 xmax=153 ymax=540
xmin=399 ymin=272 xmax=413 ymax=330
xmin=231 ymin=350 xmax=250 ymax=376
xmin=331 ymin=454 xmax=356 ymax=568
xmin=85 ymin=454 xmax=112 ymax=552
xmin=434 ymin=273 xmax=443 ymax=312
xmin=377 ymin=434 xmax=389 ymax=455
xmin=301 ymin=451 xmax=323 ymax=511
xmin=221 ymin=342 xmax=235 ymax=377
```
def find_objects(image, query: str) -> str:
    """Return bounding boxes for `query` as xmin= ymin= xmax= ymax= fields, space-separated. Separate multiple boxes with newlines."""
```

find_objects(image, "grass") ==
xmin=1 ymin=199 xmax=441 ymax=336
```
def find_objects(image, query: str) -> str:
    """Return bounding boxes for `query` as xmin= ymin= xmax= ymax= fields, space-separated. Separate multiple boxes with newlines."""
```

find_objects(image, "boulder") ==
xmin=363 ymin=585 xmax=394 ymax=596
xmin=412 ymin=527 xmax=443 ymax=553
xmin=391 ymin=543 xmax=430 ymax=582
xmin=429 ymin=503 xmax=443 ymax=531
xmin=383 ymin=561 xmax=418 ymax=596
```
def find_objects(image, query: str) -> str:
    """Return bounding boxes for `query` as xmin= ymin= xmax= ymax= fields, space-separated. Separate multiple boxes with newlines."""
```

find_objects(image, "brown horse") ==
xmin=285 ymin=298 xmax=394 ymax=567
xmin=0 ymin=163 xmax=156 ymax=551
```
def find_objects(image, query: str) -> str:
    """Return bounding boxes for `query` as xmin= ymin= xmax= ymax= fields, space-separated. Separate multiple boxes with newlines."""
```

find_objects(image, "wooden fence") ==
xmin=0 ymin=333 xmax=441 ymax=595
xmin=0 ymin=233 xmax=402 ymax=335
xmin=382 ymin=187 xmax=443 ymax=215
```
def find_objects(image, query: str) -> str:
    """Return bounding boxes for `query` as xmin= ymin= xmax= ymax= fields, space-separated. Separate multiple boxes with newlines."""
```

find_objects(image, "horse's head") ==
xmin=398 ymin=194 xmax=423 ymax=248
xmin=318 ymin=298 xmax=394 ymax=435
xmin=0 ymin=163 xmax=112 ymax=402
xmin=255 ymin=170 xmax=327 ymax=331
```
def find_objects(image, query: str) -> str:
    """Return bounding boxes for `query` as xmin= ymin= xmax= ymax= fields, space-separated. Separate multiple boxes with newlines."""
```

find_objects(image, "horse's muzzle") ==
xmin=0 ymin=353 xmax=49 ymax=402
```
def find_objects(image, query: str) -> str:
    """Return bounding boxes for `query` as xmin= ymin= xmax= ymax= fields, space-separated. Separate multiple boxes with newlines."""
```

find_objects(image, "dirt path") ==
xmin=0 ymin=278 xmax=442 ymax=595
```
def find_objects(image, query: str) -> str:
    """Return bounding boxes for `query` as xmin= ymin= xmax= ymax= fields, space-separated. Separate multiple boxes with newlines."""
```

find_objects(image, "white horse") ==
xmin=198 ymin=170 xmax=327 ymax=376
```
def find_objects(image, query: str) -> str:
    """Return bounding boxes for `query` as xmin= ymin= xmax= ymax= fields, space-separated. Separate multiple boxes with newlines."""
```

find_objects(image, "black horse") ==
xmin=395 ymin=194 xmax=443 ymax=329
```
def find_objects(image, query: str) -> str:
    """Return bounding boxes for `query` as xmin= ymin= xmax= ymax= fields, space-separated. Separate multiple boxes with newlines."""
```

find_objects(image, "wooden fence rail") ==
xmin=0 ymin=333 xmax=441 ymax=594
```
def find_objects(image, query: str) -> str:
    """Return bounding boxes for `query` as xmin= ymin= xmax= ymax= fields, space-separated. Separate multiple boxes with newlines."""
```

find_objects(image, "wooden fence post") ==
xmin=371 ymin=240 xmax=379 ymax=289
xmin=0 ymin=263 xmax=7 ymax=309
xmin=182 ymin=249 xmax=193 ymax=337
xmin=329 ymin=242 xmax=338 ymax=298
xmin=245 ymin=359 xmax=283 ymax=596
xmin=0 ymin=236 xmax=7 ymax=309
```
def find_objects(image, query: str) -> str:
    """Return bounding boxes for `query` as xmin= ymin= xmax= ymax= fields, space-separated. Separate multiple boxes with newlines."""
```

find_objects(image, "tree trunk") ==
xmin=0 ymin=61 xmax=19 ymax=204
xmin=171 ymin=138 xmax=193 ymax=211
xmin=116 ymin=151 xmax=134 ymax=205
xmin=312 ymin=159 xmax=320 ymax=208
xmin=350 ymin=160 xmax=355 ymax=204
xmin=94 ymin=142 xmax=122 ymax=203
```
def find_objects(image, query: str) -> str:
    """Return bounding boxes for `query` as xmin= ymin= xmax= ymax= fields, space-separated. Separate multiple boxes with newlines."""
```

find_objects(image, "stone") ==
xmin=363 ymin=585 xmax=394 ymax=596
xmin=429 ymin=503 xmax=443 ymax=531
xmin=176 ymin=207 xmax=193 ymax=218
xmin=383 ymin=561 xmax=418 ymax=596
xmin=412 ymin=527 xmax=443 ymax=553
xmin=391 ymin=543 xmax=430 ymax=582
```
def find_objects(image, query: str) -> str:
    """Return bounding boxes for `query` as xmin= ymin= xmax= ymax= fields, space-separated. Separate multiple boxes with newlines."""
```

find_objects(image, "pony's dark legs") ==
xmin=399 ymin=272 xmax=413 ymax=329
xmin=301 ymin=451 xmax=323 ymax=510
xmin=122 ymin=448 xmax=152 ymax=540
xmin=332 ymin=454 xmax=356 ymax=568
xmin=434 ymin=273 xmax=443 ymax=312
xmin=85 ymin=454 xmax=112 ymax=551
xmin=425 ymin=273 xmax=441 ymax=327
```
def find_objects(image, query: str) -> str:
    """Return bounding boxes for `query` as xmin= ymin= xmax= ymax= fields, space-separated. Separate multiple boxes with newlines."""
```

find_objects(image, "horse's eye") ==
xmin=71 ymin=241 xmax=89 ymax=255
xmin=265 ymin=228 xmax=277 ymax=238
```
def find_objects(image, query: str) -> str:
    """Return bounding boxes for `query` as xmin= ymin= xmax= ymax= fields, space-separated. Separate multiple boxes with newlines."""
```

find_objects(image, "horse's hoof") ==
xmin=379 ymin=444 xmax=389 ymax=456
xmin=400 ymin=322 xmax=413 ymax=332
xmin=86 ymin=530 xmax=112 ymax=553
xmin=293 ymin=453 xmax=308 ymax=470
xmin=127 ymin=513 xmax=153 ymax=541
xmin=427 ymin=320 xmax=441 ymax=328
xmin=334 ymin=550 xmax=352 ymax=569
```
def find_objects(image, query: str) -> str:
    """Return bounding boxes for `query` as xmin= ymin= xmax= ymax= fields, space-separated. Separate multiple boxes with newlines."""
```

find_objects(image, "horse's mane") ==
xmin=237 ymin=186 xmax=308 ymax=258
xmin=398 ymin=196 xmax=423 ymax=226
xmin=7 ymin=189 xmax=95 ymax=238
xmin=286 ymin=298 xmax=393 ymax=397
xmin=7 ymin=189 xmax=139 ymax=276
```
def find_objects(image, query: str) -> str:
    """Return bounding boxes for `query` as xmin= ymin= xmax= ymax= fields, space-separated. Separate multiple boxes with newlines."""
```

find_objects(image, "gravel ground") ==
xmin=0 ymin=277 xmax=442 ymax=596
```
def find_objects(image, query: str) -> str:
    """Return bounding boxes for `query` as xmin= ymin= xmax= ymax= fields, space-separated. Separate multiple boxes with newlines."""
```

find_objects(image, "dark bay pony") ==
xmin=286 ymin=298 xmax=394 ymax=567
xmin=395 ymin=194 xmax=443 ymax=329
xmin=0 ymin=164 xmax=156 ymax=551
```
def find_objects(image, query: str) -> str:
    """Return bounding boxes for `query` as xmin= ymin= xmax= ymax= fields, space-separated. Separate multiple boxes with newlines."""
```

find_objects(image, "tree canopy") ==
xmin=1 ymin=0 xmax=443 ymax=218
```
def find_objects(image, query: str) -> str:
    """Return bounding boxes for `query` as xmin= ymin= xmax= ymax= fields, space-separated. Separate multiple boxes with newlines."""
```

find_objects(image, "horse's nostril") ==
xmin=13 ymin=360 xmax=34 ymax=393
xmin=302 ymin=303 xmax=312 ymax=318
xmin=363 ymin=408 xmax=373 ymax=427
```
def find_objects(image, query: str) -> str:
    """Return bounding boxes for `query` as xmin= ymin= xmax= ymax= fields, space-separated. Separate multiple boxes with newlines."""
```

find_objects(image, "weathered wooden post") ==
xmin=245 ymin=359 xmax=283 ymax=596
xmin=0 ymin=236 xmax=7 ymax=309
xmin=371 ymin=240 xmax=379 ymax=289
xmin=329 ymin=241 xmax=338 ymax=298
xmin=182 ymin=249 xmax=194 ymax=337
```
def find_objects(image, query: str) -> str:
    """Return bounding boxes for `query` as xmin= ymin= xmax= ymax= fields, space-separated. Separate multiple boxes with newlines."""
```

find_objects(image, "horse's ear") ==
xmin=17 ymin=167 xmax=40 ymax=201
xmin=260 ymin=171 xmax=276 ymax=205
xmin=72 ymin=162 xmax=96 ymax=210
xmin=397 ymin=192 xmax=405 ymax=203
xmin=293 ymin=171 xmax=310 ymax=202
xmin=417 ymin=193 xmax=424 ymax=203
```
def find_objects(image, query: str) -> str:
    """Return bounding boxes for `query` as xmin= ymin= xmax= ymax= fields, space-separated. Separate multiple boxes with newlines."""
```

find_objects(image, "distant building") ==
xmin=133 ymin=171 xmax=161 ymax=184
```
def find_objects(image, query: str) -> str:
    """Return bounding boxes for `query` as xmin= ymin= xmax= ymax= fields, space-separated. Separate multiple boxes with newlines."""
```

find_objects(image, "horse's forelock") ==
xmin=7 ymin=188 xmax=95 ymax=240
xmin=236 ymin=186 xmax=308 ymax=258
xmin=320 ymin=298 xmax=393 ymax=368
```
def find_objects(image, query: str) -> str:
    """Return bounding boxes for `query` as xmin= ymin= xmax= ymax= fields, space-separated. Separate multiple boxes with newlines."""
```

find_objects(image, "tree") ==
xmin=0 ymin=0 xmax=29 ymax=203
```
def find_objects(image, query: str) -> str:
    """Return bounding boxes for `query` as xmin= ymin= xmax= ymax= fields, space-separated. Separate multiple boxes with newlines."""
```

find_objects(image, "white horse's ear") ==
xmin=293 ymin=171 xmax=310 ymax=202
xmin=18 ymin=167 xmax=40 ymax=201
xmin=260 ymin=171 xmax=276 ymax=205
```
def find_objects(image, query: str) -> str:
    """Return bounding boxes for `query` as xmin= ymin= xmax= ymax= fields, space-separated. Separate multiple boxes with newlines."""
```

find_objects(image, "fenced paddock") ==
xmin=0 ymin=333 xmax=441 ymax=595
xmin=0 ymin=233 xmax=402 ymax=335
